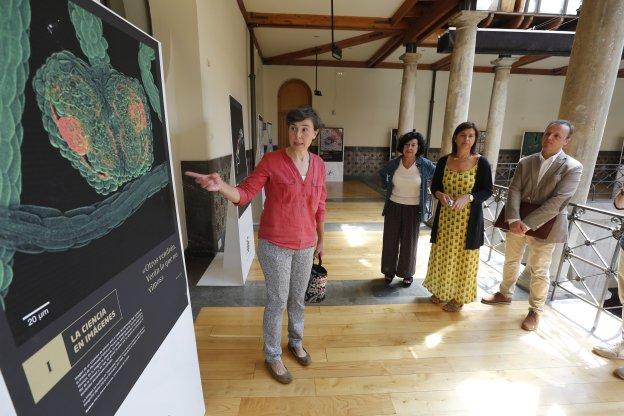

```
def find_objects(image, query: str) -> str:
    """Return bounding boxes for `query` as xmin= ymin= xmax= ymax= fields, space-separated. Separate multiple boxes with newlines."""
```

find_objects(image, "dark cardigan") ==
xmin=430 ymin=155 xmax=493 ymax=250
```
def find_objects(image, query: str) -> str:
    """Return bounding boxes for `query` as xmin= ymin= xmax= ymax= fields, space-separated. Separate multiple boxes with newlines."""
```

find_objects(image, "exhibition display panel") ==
xmin=0 ymin=1 xmax=204 ymax=415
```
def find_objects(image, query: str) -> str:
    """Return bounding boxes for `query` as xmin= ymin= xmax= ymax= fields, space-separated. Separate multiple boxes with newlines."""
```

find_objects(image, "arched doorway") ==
xmin=277 ymin=79 xmax=312 ymax=149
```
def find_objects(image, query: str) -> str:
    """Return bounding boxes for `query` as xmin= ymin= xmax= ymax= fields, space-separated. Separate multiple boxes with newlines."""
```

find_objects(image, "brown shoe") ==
xmin=521 ymin=310 xmax=540 ymax=331
xmin=481 ymin=292 xmax=512 ymax=305
xmin=265 ymin=360 xmax=293 ymax=384
xmin=614 ymin=366 xmax=624 ymax=380
xmin=288 ymin=344 xmax=312 ymax=366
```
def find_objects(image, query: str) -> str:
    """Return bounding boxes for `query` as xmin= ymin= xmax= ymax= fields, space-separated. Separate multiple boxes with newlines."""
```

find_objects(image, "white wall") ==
xmin=262 ymin=65 xmax=624 ymax=152
xmin=150 ymin=0 xmax=260 ymax=246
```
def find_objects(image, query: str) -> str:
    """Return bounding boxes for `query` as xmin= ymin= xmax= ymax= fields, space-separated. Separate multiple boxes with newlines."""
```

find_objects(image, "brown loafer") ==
xmin=265 ymin=360 xmax=293 ymax=384
xmin=481 ymin=292 xmax=512 ymax=305
xmin=521 ymin=310 xmax=540 ymax=331
xmin=288 ymin=344 xmax=312 ymax=366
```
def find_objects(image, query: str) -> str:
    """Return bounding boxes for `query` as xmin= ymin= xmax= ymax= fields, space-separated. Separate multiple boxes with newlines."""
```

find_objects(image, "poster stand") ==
xmin=196 ymin=164 xmax=255 ymax=286
xmin=197 ymin=96 xmax=255 ymax=286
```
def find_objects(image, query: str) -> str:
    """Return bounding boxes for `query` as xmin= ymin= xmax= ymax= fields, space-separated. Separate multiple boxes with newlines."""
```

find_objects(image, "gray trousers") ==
xmin=617 ymin=249 xmax=624 ymax=339
xmin=258 ymin=239 xmax=315 ymax=362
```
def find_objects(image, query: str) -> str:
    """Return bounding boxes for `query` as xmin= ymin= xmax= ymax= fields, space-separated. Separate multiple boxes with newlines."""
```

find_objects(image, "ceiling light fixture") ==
xmin=331 ymin=0 xmax=342 ymax=60
xmin=314 ymin=50 xmax=322 ymax=96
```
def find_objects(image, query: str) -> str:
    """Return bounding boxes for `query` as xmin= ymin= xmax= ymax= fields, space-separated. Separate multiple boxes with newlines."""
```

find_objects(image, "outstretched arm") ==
xmin=184 ymin=171 xmax=241 ymax=204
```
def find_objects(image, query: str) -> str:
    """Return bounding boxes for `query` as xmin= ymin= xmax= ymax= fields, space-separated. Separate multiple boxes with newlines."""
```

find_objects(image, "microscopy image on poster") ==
xmin=0 ymin=1 xmax=191 ymax=415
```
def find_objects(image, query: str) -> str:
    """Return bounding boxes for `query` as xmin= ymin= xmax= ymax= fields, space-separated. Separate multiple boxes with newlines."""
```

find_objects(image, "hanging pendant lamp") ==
xmin=314 ymin=49 xmax=322 ymax=96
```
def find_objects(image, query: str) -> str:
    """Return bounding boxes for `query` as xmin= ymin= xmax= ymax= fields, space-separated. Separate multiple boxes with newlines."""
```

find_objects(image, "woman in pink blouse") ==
xmin=185 ymin=106 xmax=326 ymax=384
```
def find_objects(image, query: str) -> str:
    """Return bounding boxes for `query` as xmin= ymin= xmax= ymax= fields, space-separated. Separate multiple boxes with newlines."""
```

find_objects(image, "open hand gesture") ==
xmin=184 ymin=171 xmax=223 ymax=192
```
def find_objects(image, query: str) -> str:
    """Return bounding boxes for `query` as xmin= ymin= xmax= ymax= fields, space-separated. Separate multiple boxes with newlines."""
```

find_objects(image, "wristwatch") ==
xmin=469 ymin=194 xmax=474 ymax=202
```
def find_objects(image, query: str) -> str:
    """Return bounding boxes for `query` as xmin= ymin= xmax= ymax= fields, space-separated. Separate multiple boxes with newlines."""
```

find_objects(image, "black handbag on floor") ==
xmin=305 ymin=256 xmax=327 ymax=303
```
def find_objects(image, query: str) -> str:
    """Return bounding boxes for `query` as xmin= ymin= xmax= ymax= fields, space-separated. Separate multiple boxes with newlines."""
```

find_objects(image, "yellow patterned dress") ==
xmin=423 ymin=164 xmax=480 ymax=304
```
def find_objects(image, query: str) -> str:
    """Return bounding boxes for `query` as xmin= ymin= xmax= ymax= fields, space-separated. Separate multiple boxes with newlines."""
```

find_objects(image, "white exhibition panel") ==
xmin=197 ymin=202 xmax=255 ymax=286
xmin=325 ymin=161 xmax=344 ymax=182
xmin=116 ymin=306 xmax=204 ymax=416
xmin=0 ymin=372 xmax=17 ymax=416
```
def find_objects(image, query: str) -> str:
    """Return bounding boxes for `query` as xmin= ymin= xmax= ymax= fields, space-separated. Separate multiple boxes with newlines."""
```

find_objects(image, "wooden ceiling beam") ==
xmin=478 ymin=13 xmax=495 ymax=28
xmin=431 ymin=55 xmax=451 ymax=71
xmin=390 ymin=0 xmax=420 ymax=26
xmin=541 ymin=17 xmax=565 ymax=30
xmin=403 ymin=0 xmax=460 ymax=44
xmin=236 ymin=0 xmax=264 ymax=60
xmin=365 ymin=35 xmax=404 ymax=68
xmin=236 ymin=0 xmax=249 ymax=22
xmin=263 ymin=59 xmax=624 ymax=78
xmin=511 ymin=55 xmax=549 ymax=68
xmin=264 ymin=31 xmax=392 ymax=64
xmin=250 ymin=29 xmax=263 ymax=60
xmin=504 ymin=15 xmax=524 ymax=29
xmin=519 ymin=15 xmax=534 ymax=29
xmin=552 ymin=65 xmax=568 ymax=76
xmin=264 ymin=59 xmax=406 ymax=69
xmin=367 ymin=0 xmax=458 ymax=68
xmin=246 ymin=12 xmax=407 ymax=32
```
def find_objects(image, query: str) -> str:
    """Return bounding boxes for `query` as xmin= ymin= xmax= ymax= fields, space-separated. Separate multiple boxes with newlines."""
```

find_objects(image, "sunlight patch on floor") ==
xmin=340 ymin=224 xmax=368 ymax=247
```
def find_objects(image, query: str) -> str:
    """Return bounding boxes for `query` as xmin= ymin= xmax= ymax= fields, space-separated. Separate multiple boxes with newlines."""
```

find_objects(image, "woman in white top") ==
xmin=379 ymin=131 xmax=435 ymax=286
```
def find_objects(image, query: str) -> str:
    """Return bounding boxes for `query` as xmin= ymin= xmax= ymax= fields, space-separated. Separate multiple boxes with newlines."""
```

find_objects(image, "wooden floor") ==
xmin=248 ymin=200 xmax=388 ymax=281
xmin=196 ymin=303 xmax=624 ymax=416
xmin=196 ymin=181 xmax=624 ymax=415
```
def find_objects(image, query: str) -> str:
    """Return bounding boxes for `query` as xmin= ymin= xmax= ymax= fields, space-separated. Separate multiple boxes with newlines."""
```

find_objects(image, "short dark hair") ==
xmin=546 ymin=119 xmax=575 ymax=138
xmin=397 ymin=131 xmax=426 ymax=158
xmin=451 ymin=121 xmax=480 ymax=156
xmin=286 ymin=106 xmax=323 ymax=130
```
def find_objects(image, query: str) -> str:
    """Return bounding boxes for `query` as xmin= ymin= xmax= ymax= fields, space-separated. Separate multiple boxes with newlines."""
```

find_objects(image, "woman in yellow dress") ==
xmin=423 ymin=122 xmax=493 ymax=312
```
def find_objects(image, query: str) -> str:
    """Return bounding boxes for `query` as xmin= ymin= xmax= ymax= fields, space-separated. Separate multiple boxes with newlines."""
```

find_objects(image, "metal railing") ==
xmin=482 ymin=185 xmax=623 ymax=332
xmin=495 ymin=163 xmax=622 ymax=201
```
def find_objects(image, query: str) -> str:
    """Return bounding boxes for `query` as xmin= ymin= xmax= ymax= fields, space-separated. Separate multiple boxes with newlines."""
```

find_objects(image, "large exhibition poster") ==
xmin=230 ymin=96 xmax=250 ymax=217
xmin=0 ymin=1 xmax=195 ymax=414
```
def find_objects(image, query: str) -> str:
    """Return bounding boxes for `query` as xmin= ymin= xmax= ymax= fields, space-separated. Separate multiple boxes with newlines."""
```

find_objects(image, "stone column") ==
xmin=397 ymin=43 xmax=421 ymax=138
xmin=483 ymin=56 xmax=516 ymax=179
xmin=558 ymin=1 xmax=624 ymax=204
xmin=440 ymin=11 xmax=488 ymax=156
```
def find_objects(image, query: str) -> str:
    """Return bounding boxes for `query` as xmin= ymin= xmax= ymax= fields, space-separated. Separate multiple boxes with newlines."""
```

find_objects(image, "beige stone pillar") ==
xmin=483 ymin=56 xmax=516 ymax=179
xmin=397 ymin=44 xmax=421 ymax=138
xmin=559 ymin=1 xmax=624 ymax=204
xmin=440 ymin=11 xmax=488 ymax=156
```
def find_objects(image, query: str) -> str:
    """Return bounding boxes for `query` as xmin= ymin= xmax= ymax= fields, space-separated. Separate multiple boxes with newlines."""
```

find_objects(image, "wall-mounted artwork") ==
xmin=476 ymin=131 xmax=486 ymax=155
xmin=319 ymin=127 xmax=344 ymax=162
xmin=229 ymin=96 xmax=250 ymax=216
xmin=521 ymin=131 xmax=543 ymax=158
xmin=230 ymin=96 xmax=248 ymax=184
xmin=389 ymin=128 xmax=398 ymax=158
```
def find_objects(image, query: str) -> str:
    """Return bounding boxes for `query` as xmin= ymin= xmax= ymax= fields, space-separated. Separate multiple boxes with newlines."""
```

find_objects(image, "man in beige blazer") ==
xmin=482 ymin=120 xmax=583 ymax=331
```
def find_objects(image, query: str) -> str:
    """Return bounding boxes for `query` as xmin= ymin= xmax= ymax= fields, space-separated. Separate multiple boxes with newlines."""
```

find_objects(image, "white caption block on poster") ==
xmin=325 ymin=162 xmax=343 ymax=182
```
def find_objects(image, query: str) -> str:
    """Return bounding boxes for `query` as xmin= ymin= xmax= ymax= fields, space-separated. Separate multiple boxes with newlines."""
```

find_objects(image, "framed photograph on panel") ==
xmin=476 ymin=131 xmax=486 ymax=155
xmin=319 ymin=127 xmax=344 ymax=162
xmin=520 ymin=131 xmax=543 ymax=158
xmin=389 ymin=128 xmax=398 ymax=158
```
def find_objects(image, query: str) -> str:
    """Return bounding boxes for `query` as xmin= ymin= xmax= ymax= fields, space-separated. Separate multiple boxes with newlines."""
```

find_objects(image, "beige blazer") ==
xmin=505 ymin=151 xmax=583 ymax=243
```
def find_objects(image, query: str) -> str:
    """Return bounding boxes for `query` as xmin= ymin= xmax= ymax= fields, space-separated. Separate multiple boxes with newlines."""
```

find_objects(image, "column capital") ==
xmin=491 ymin=56 xmax=517 ymax=69
xmin=399 ymin=52 xmax=421 ymax=65
xmin=449 ymin=10 xmax=489 ymax=29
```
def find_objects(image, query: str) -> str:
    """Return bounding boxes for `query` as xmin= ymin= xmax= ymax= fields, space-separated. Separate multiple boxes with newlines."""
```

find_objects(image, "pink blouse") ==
xmin=236 ymin=149 xmax=327 ymax=250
